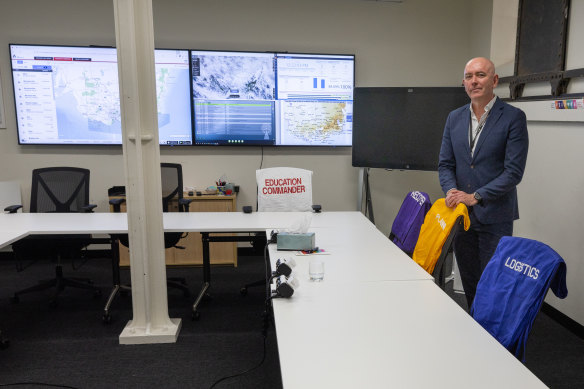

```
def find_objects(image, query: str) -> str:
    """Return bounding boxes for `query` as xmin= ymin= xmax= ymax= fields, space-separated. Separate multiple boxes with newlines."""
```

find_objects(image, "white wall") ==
xmin=369 ymin=0 xmax=493 ymax=235
xmin=491 ymin=0 xmax=584 ymax=326
xmin=0 ymin=0 xmax=474 ymax=218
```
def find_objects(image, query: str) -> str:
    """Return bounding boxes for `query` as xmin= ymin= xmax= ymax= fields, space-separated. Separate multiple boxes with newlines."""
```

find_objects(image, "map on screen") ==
xmin=190 ymin=51 xmax=354 ymax=146
xmin=10 ymin=44 xmax=192 ymax=145
xmin=276 ymin=53 xmax=353 ymax=146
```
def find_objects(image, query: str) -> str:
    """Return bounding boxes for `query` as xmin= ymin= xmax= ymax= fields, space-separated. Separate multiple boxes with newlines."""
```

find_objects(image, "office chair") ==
xmin=240 ymin=167 xmax=319 ymax=295
xmin=412 ymin=198 xmax=470 ymax=289
xmin=104 ymin=163 xmax=192 ymax=323
xmin=388 ymin=191 xmax=432 ymax=256
xmin=430 ymin=216 xmax=463 ymax=289
xmin=8 ymin=167 xmax=101 ymax=307
xmin=471 ymin=236 xmax=568 ymax=361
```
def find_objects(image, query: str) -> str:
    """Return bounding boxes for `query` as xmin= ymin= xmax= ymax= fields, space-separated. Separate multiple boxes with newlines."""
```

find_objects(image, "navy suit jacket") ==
xmin=438 ymin=98 xmax=529 ymax=225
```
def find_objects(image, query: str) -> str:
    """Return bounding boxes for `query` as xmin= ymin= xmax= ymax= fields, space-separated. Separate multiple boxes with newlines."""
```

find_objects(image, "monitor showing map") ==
xmin=275 ymin=53 xmax=354 ymax=146
xmin=191 ymin=50 xmax=354 ymax=146
xmin=9 ymin=44 xmax=192 ymax=145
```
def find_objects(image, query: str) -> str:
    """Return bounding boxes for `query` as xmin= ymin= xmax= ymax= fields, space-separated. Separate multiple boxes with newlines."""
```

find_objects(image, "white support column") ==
xmin=113 ymin=0 xmax=181 ymax=344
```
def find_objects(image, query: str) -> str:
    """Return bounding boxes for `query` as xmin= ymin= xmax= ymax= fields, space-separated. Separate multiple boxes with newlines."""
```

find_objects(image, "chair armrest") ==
xmin=179 ymin=198 xmax=192 ymax=212
xmin=109 ymin=198 xmax=126 ymax=213
xmin=4 ymin=205 xmax=23 ymax=213
xmin=82 ymin=204 xmax=98 ymax=213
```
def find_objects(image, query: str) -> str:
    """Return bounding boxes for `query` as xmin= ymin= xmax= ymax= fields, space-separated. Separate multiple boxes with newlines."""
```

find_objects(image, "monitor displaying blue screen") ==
xmin=9 ymin=44 xmax=192 ymax=145
xmin=191 ymin=50 xmax=354 ymax=146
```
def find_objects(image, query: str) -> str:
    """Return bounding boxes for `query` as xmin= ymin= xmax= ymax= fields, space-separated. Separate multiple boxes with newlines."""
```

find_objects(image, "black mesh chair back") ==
xmin=10 ymin=167 xmax=100 ymax=306
xmin=431 ymin=215 xmax=463 ymax=290
xmin=30 ymin=167 xmax=90 ymax=213
xmin=115 ymin=163 xmax=186 ymax=247
xmin=161 ymin=163 xmax=184 ymax=212
xmin=161 ymin=163 xmax=186 ymax=247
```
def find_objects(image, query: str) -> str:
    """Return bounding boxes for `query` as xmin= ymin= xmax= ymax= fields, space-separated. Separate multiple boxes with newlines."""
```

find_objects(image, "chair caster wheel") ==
xmin=102 ymin=314 xmax=112 ymax=324
xmin=240 ymin=287 xmax=248 ymax=296
xmin=192 ymin=311 xmax=200 ymax=321
xmin=0 ymin=338 xmax=10 ymax=349
xmin=10 ymin=296 xmax=19 ymax=304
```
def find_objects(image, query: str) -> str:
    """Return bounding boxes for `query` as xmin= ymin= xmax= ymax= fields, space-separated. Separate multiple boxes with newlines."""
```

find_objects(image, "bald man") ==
xmin=438 ymin=57 xmax=529 ymax=308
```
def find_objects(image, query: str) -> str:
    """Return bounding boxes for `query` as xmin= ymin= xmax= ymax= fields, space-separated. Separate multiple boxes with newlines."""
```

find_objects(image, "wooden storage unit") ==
xmin=110 ymin=194 xmax=237 ymax=267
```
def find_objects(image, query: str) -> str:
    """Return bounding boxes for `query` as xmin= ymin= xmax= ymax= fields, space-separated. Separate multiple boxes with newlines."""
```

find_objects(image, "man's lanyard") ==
xmin=469 ymin=110 xmax=489 ymax=155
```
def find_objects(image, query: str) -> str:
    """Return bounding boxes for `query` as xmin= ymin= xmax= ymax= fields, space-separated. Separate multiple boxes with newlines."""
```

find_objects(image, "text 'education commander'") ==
xmin=438 ymin=57 xmax=529 ymax=309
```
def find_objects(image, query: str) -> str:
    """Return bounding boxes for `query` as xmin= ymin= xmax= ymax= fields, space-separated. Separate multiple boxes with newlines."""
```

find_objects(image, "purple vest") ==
xmin=390 ymin=191 xmax=431 ymax=254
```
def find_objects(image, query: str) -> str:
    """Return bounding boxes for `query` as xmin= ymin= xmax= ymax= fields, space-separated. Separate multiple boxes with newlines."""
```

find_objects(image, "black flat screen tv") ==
xmin=191 ymin=50 xmax=354 ymax=146
xmin=351 ymin=87 xmax=469 ymax=171
xmin=9 ymin=44 xmax=192 ymax=145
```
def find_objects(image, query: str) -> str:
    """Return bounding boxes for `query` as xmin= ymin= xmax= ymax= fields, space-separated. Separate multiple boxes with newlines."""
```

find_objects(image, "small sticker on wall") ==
xmin=551 ymin=99 xmax=584 ymax=110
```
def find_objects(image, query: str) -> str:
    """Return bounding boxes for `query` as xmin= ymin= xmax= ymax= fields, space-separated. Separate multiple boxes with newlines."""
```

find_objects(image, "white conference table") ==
xmin=271 ymin=279 xmax=546 ymax=389
xmin=164 ymin=211 xmax=434 ymax=314
xmin=0 ymin=212 xmax=129 ymax=237
xmin=266 ymin=226 xmax=547 ymax=388
xmin=0 ymin=211 xmax=431 ymax=303
xmin=0 ymin=230 xmax=29 ymax=249
xmin=0 ymin=211 xmax=547 ymax=388
xmin=0 ymin=211 xmax=368 ymax=237
xmin=1 ymin=211 xmax=420 ymax=315
xmin=162 ymin=210 xmax=371 ymax=232
xmin=269 ymin=224 xmax=433 ymax=283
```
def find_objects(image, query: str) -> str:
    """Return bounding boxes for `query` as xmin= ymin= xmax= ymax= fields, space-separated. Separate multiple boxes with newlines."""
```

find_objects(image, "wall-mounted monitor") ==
xmin=191 ymin=50 xmax=354 ymax=146
xmin=275 ymin=53 xmax=354 ymax=146
xmin=153 ymin=48 xmax=192 ymax=145
xmin=191 ymin=50 xmax=276 ymax=145
xmin=352 ymin=87 xmax=469 ymax=171
xmin=9 ymin=44 xmax=192 ymax=145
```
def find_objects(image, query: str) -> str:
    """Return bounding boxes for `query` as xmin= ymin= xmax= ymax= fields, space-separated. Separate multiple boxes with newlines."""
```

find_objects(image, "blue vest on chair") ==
xmin=471 ymin=236 xmax=568 ymax=360
xmin=390 ymin=191 xmax=431 ymax=254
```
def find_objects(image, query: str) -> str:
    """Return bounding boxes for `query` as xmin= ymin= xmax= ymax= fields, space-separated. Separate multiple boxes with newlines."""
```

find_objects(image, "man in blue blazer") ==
xmin=438 ymin=57 xmax=529 ymax=308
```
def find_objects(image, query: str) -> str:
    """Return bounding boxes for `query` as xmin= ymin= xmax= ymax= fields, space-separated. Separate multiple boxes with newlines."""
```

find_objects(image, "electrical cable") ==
xmin=264 ymin=241 xmax=272 ymax=300
xmin=0 ymin=382 xmax=80 ymax=388
xmin=208 ymin=335 xmax=267 ymax=389
xmin=207 ymin=241 xmax=272 ymax=388
xmin=259 ymin=146 xmax=264 ymax=169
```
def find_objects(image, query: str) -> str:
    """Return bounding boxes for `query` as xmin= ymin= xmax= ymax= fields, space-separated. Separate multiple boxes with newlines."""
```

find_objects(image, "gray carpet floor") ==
xmin=0 ymin=252 xmax=281 ymax=389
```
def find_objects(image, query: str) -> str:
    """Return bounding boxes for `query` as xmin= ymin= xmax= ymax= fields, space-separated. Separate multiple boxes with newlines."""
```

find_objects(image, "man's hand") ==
xmin=445 ymin=189 xmax=478 ymax=208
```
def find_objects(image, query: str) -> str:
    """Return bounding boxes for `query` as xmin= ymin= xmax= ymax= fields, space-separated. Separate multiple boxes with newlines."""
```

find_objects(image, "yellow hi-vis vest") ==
xmin=412 ymin=198 xmax=470 ymax=274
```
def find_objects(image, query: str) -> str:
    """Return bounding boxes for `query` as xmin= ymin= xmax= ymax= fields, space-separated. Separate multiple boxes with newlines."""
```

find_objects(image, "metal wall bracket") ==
xmin=500 ymin=68 xmax=584 ymax=99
